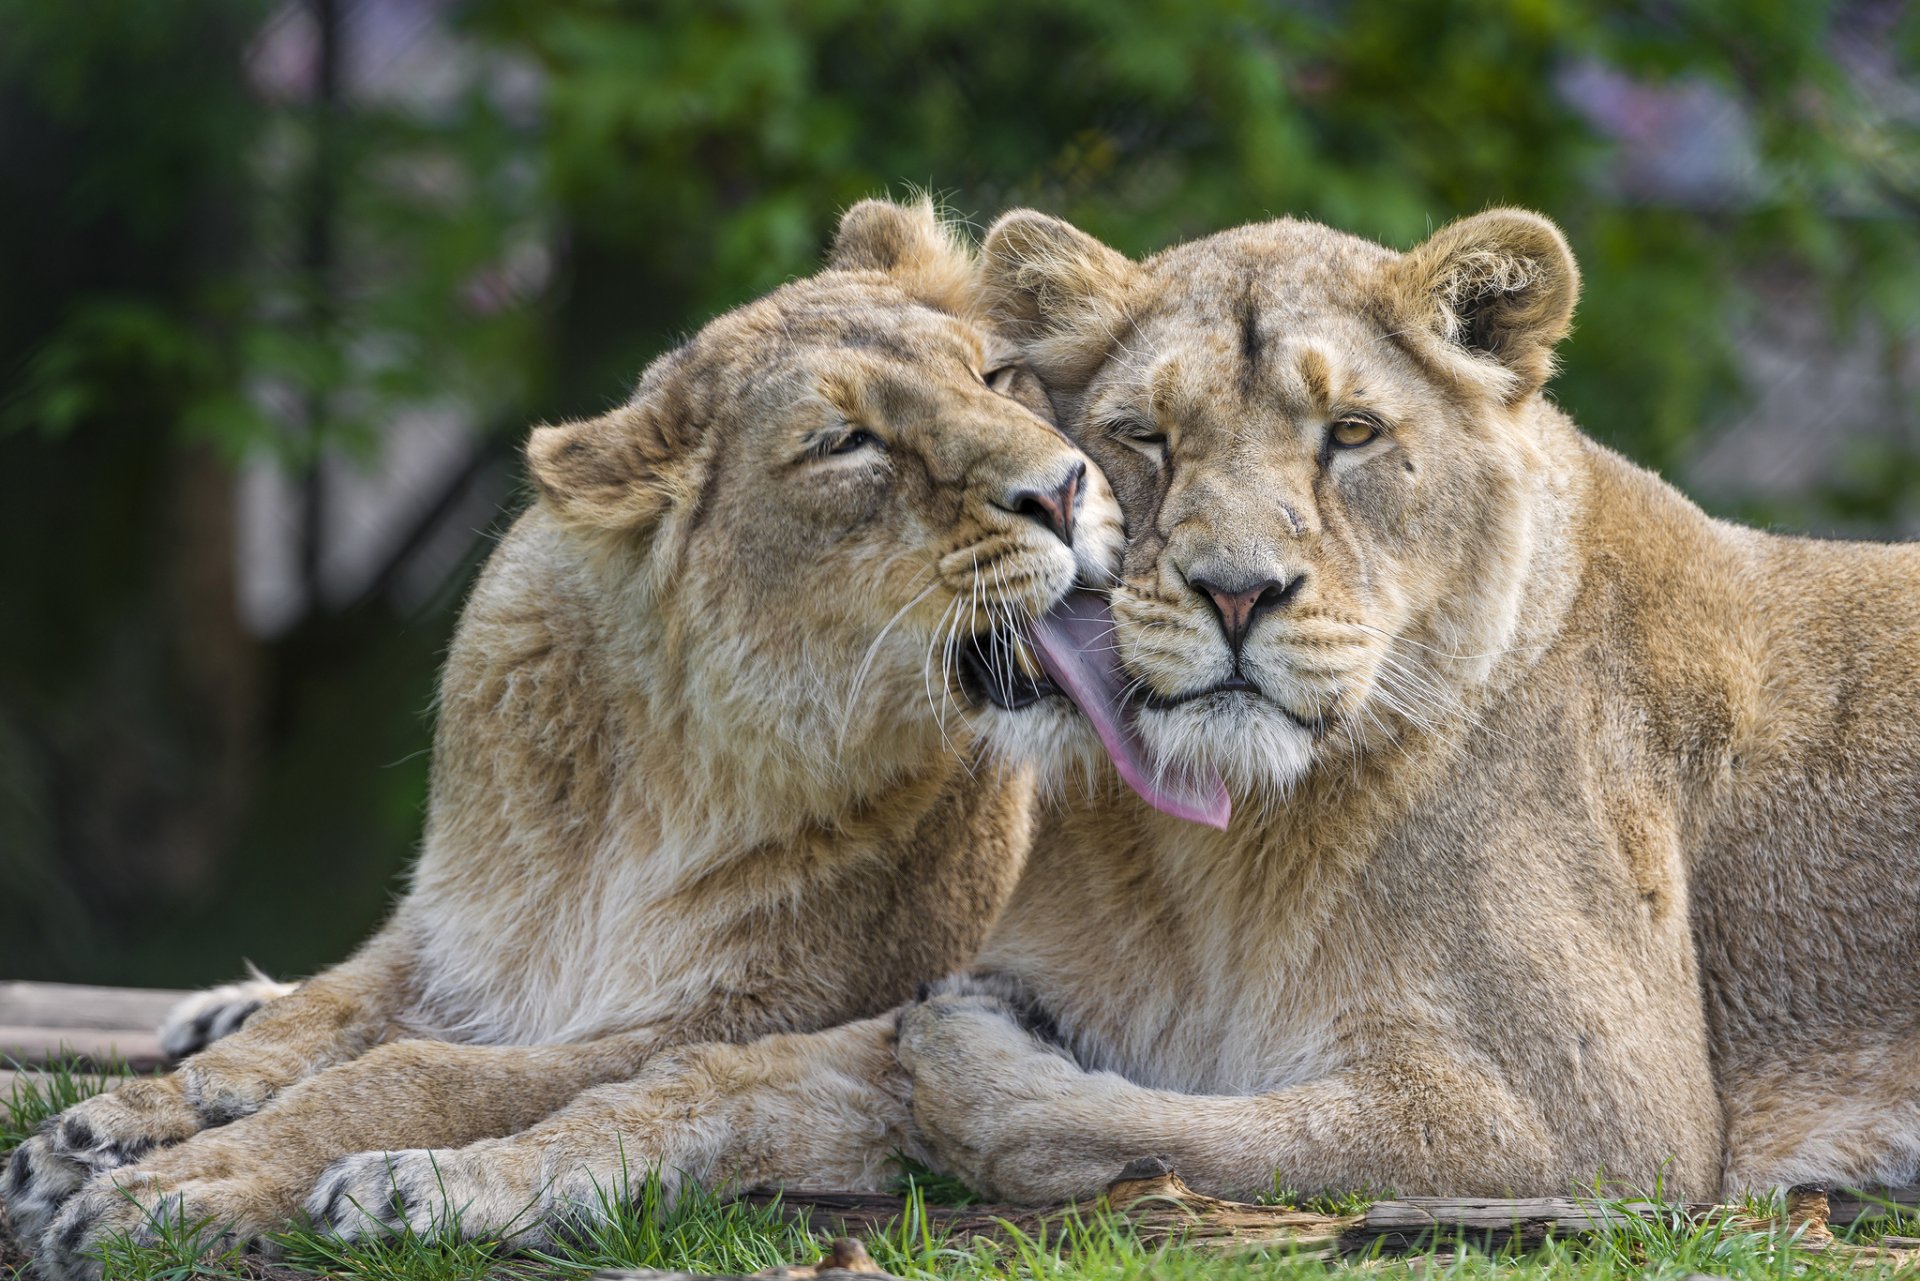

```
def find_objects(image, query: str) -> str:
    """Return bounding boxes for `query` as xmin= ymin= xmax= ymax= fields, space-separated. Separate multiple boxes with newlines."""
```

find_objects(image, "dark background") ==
xmin=3 ymin=0 xmax=1916 ymax=986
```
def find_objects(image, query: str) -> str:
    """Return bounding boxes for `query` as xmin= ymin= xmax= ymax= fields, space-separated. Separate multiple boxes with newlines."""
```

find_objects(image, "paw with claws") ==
xmin=307 ymin=1143 xmax=627 ymax=1248
xmin=3 ymin=1078 xmax=202 ymax=1246
xmin=894 ymin=982 xmax=1116 ymax=1203
xmin=34 ymin=1169 xmax=255 ymax=1281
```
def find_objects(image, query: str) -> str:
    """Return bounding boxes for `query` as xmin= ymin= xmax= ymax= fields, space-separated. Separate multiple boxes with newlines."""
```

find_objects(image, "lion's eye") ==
xmin=824 ymin=428 xmax=881 ymax=456
xmin=1105 ymin=415 xmax=1168 ymax=462
xmin=984 ymin=366 xmax=1018 ymax=393
xmin=1328 ymin=418 xmax=1381 ymax=449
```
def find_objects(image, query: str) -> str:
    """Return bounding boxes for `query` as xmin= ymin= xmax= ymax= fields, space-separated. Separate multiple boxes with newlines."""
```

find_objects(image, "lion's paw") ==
xmin=308 ymin=1144 xmax=664 ymax=1249
xmin=895 ymin=986 xmax=1090 ymax=1201
xmin=34 ymin=1171 xmax=247 ymax=1281
xmin=159 ymin=973 xmax=295 ymax=1061
xmin=894 ymin=984 xmax=1076 ymax=1099
xmin=308 ymin=1148 xmax=527 ymax=1245
xmin=4 ymin=1131 xmax=88 ymax=1247
xmin=2 ymin=1079 xmax=204 ymax=1242
xmin=177 ymin=1053 xmax=299 ymax=1128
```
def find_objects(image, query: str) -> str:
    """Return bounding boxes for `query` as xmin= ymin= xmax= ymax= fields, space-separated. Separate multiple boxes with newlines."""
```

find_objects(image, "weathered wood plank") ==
xmin=0 ymin=1024 xmax=167 ymax=1073
xmin=0 ymin=982 xmax=187 ymax=1033
xmin=1830 ymin=1185 xmax=1920 ymax=1225
xmin=750 ymin=1166 xmax=1920 ymax=1266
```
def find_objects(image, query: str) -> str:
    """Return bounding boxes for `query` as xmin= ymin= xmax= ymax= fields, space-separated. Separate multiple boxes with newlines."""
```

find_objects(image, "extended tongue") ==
xmin=1028 ymin=589 xmax=1231 ymax=830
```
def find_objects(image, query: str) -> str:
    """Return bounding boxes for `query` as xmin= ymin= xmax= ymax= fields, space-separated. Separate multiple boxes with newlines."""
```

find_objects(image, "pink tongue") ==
xmin=1028 ymin=589 xmax=1231 ymax=830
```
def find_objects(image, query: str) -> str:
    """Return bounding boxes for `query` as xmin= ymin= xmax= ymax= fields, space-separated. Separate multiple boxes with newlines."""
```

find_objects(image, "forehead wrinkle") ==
xmin=1236 ymin=270 xmax=1267 ymax=402
xmin=1293 ymin=343 xmax=1358 ymax=418
xmin=1149 ymin=354 xmax=1202 ymax=424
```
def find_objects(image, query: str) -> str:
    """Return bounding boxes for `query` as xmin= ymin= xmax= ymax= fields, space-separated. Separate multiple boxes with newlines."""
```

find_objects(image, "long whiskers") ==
xmin=835 ymin=576 xmax=941 ymax=759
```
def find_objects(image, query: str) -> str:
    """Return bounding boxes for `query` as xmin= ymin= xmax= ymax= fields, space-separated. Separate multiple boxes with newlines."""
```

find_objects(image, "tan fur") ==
xmin=895 ymin=207 xmax=1920 ymax=1203
xmin=352 ymin=207 xmax=1920 ymax=1234
xmin=4 ymin=198 xmax=1124 ymax=1278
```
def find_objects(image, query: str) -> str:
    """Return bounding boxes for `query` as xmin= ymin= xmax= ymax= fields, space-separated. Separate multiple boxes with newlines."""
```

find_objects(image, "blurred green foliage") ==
xmin=1 ymin=0 xmax=1915 ymax=982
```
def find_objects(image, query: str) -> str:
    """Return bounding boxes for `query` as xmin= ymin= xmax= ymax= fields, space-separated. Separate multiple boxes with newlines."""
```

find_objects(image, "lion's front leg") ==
xmin=309 ymin=1016 xmax=914 ymax=1248
xmin=895 ymin=981 xmax=1569 ymax=1204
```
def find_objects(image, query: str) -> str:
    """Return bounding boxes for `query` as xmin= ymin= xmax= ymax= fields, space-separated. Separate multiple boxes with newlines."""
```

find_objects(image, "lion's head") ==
xmin=981 ymin=207 xmax=1580 ymax=810
xmin=522 ymin=198 xmax=1124 ymax=820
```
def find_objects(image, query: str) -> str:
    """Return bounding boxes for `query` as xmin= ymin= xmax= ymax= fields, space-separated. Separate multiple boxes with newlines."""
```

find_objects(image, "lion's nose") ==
xmin=1001 ymin=460 xmax=1083 ymax=548
xmin=1188 ymin=572 xmax=1304 ymax=663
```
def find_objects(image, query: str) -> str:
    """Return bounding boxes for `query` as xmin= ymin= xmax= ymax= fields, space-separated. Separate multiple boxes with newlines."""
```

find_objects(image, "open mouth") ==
xmin=960 ymin=634 xmax=1062 ymax=710
xmin=962 ymin=588 xmax=1232 ymax=831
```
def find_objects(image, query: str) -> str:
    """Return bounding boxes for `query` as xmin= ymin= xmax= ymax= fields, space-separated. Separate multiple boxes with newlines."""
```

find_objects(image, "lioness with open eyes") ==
xmin=3 ymin=197 xmax=1133 ymax=1279
xmin=284 ymin=203 xmax=1919 ymax=1240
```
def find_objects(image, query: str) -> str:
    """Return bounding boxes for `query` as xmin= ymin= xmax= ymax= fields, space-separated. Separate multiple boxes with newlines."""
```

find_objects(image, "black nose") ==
xmin=1188 ymin=573 xmax=1304 ymax=663
xmin=1005 ymin=461 xmax=1083 ymax=547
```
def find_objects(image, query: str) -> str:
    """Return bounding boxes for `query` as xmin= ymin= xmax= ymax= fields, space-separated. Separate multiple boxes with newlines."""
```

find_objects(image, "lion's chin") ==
xmin=1134 ymin=696 xmax=1317 ymax=804
xmin=970 ymin=697 xmax=1104 ymax=781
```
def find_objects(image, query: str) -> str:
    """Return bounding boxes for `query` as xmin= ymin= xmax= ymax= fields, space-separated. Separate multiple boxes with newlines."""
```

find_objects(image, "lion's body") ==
xmin=6 ymin=200 xmax=1122 ymax=1276
xmin=963 ymin=424 xmax=1920 ymax=1199
xmin=893 ymin=209 xmax=1920 ymax=1203
xmin=275 ymin=210 xmax=1918 ymax=1230
xmin=14 ymin=200 xmax=1916 ymax=1267
xmin=399 ymin=504 xmax=1035 ymax=1049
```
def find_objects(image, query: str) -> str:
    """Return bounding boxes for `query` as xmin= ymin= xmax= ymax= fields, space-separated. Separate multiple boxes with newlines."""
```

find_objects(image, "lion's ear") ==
xmin=1391 ymin=208 xmax=1579 ymax=402
xmin=827 ymin=197 xmax=976 ymax=316
xmin=981 ymin=210 xmax=1142 ymax=392
xmin=525 ymin=401 xmax=678 ymax=534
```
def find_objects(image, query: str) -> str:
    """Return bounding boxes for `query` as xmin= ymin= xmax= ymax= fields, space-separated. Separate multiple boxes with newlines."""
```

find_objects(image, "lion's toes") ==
xmin=3 ymin=1132 xmax=89 ymax=1248
xmin=308 ymin=1150 xmax=487 ymax=1242
xmin=309 ymin=1146 xmax=620 ymax=1249
xmin=159 ymin=975 xmax=295 ymax=1061
xmin=35 ymin=1175 xmax=191 ymax=1281
xmin=66 ymin=1082 xmax=199 ymax=1155
xmin=36 ymin=1167 xmax=280 ymax=1281
xmin=179 ymin=1067 xmax=277 ymax=1128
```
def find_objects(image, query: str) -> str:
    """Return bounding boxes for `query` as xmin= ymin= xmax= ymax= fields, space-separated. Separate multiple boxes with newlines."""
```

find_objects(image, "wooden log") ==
xmin=1340 ymin=1195 xmax=1678 ymax=1252
xmin=1829 ymin=1184 xmax=1920 ymax=1227
xmin=0 ymin=982 xmax=187 ymax=1033
xmin=748 ymin=1164 xmax=1920 ymax=1266
xmin=0 ymin=1024 xmax=167 ymax=1073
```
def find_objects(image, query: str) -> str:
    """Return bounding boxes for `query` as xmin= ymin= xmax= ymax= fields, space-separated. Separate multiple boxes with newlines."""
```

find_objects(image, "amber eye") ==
xmin=1329 ymin=418 xmax=1381 ymax=449
xmin=822 ymin=428 xmax=881 ymax=456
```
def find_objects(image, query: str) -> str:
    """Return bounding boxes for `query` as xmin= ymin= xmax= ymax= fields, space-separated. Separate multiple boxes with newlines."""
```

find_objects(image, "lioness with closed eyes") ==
xmin=282 ymin=203 xmax=1917 ymax=1244
xmin=4 ymin=197 xmax=1131 ymax=1279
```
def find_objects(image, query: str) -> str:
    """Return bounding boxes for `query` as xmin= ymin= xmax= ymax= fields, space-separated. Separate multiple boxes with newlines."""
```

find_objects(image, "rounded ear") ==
xmin=1391 ymin=208 xmax=1579 ymax=402
xmin=826 ymin=196 xmax=977 ymax=317
xmin=981 ymin=210 xmax=1142 ymax=391
xmin=525 ymin=401 xmax=676 ymax=534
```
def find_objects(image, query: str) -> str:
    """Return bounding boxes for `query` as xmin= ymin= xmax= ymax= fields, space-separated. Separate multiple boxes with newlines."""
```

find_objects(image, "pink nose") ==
xmin=1006 ymin=461 xmax=1083 ymax=547
xmin=1188 ymin=574 xmax=1303 ymax=661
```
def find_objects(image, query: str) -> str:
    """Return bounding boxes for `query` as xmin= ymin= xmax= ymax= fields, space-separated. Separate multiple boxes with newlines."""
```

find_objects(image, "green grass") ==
xmin=2 ymin=1066 xmax=1911 ymax=1281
